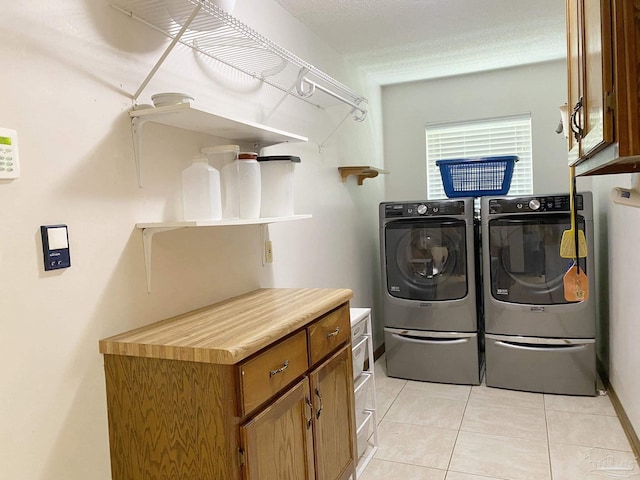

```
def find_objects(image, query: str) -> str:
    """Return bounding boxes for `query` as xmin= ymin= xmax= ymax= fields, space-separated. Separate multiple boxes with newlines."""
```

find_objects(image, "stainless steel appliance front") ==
xmin=380 ymin=198 xmax=481 ymax=385
xmin=481 ymin=193 xmax=596 ymax=395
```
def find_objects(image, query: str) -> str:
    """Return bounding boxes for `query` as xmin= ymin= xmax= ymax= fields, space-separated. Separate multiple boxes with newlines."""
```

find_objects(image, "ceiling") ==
xmin=273 ymin=0 xmax=567 ymax=86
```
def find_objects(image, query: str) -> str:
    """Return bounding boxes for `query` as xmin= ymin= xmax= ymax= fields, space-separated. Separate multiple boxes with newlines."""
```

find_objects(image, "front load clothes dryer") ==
xmin=481 ymin=192 xmax=596 ymax=396
xmin=380 ymin=198 xmax=481 ymax=385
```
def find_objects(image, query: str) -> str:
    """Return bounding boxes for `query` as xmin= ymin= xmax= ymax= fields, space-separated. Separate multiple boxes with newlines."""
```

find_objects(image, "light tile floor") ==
xmin=359 ymin=356 xmax=640 ymax=480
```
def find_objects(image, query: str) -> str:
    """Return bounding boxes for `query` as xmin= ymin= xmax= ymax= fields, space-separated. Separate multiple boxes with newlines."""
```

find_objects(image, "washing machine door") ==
xmin=385 ymin=219 xmax=468 ymax=301
xmin=488 ymin=214 xmax=586 ymax=305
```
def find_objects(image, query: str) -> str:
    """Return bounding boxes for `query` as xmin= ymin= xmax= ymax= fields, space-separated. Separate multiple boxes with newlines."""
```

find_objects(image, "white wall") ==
xmin=0 ymin=1 xmax=383 ymax=478
xmin=592 ymin=173 xmax=640 ymax=442
xmin=381 ymin=60 xmax=592 ymax=200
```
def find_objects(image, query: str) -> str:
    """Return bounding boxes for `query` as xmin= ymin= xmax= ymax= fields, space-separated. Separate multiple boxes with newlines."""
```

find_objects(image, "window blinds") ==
xmin=426 ymin=114 xmax=533 ymax=200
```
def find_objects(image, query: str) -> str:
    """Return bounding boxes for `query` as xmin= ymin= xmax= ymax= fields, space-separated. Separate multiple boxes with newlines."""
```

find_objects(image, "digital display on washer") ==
xmin=384 ymin=201 xmax=465 ymax=217
xmin=488 ymin=195 xmax=583 ymax=214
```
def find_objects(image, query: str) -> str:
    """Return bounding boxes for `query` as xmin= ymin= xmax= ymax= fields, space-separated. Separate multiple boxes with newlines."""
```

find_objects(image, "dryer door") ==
xmin=385 ymin=219 xmax=468 ymax=301
xmin=488 ymin=215 xmax=586 ymax=305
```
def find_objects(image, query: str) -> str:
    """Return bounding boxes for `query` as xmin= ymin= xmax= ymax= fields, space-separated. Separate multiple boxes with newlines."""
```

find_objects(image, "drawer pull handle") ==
xmin=305 ymin=396 xmax=313 ymax=429
xmin=327 ymin=327 xmax=340 ymax=338
xmin=269 ymin=360 xmax=289 ymax=377
xmin=315 ymin=387 xmax=323 ymax=419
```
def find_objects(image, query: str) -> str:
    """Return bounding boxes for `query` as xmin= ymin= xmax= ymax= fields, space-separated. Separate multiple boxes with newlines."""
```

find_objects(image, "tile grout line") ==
xmin=543 ymin=394 xmax=555 ymax=480
xmin=376 ymin=377 xmax=408 ymax=424
xmin=443 ymin=384 xmax=473 ymax=475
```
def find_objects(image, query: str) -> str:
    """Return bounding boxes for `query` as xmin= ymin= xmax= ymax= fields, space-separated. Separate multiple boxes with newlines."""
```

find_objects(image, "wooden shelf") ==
xmin=338 ymin=166 xmax=389 ymax=185
xmin=137 ymin=214 xmax=312 ymax=292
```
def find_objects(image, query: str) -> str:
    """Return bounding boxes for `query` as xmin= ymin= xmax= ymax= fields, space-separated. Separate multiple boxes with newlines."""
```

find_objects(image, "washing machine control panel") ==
xmin=488 ymin=195 xmax=584 ymax=214
xmin=384 ymin=201 xmax=465 ymax=217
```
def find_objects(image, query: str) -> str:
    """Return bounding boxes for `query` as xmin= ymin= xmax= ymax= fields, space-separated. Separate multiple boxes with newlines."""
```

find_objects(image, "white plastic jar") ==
xmin=181 ymin=155 xmax=222 ymax=221
xmin=257 ymin=155 xmax=300 ymax=218
xmin=236 ymin=152 xmax=261 ymax=219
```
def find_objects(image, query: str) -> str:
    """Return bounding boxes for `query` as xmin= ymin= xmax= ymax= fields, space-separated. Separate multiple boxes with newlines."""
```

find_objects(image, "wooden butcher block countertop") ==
xmin=99 ymin=288 xmax=353 ymax=365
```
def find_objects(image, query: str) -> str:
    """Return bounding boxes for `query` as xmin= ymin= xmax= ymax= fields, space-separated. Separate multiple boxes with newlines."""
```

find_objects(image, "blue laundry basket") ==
xmin=436 ymin=155 xmax=519 ymax=198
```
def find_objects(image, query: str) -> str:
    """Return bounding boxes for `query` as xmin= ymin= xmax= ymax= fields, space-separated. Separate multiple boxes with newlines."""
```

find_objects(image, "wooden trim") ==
xmin=373 ymin=343 xmax=385 ymax=362
xmin=363 ymin=343 xmax=385 ymax=372
xmin=600 ymin=375 xmax=640 ymax=460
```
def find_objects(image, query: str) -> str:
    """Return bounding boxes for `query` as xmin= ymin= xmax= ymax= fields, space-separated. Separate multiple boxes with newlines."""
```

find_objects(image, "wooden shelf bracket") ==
xmin=338 ymin=166 xmax=389 ymax=185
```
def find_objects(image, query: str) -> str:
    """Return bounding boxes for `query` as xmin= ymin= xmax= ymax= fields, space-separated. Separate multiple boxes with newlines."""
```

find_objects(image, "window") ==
xmin=426 ymin=114 xmax=533 ymax=200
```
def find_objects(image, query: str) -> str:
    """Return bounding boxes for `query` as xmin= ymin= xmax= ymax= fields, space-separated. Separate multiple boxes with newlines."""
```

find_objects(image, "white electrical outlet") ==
xmin=0 ymin=127 xmax=20 ymax=180
xmin=265 ymin=240 xmax=273 ymax=264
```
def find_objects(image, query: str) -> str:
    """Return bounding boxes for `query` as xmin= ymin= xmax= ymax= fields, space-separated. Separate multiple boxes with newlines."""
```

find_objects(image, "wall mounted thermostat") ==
xmin=41 ymin=225 xmax=71 ymax=271
xmin=0 ymin=127 xmax=20 ymax=179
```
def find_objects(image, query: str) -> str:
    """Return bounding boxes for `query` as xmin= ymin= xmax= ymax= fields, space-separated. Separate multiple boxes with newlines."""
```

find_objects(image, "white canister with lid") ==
xmin=181 ymin=155 xmax=222 ymax=221
xmin=237 ymin=152 xmax=261 ymax=219
xmin=257 ymin=155 xmax=300 ymax=218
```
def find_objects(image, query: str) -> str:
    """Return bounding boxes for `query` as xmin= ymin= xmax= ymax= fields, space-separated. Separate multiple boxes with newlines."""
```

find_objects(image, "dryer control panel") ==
xmin=384 ymin=200 xmax=466 ymax=218
xmin=488 ymin=194 xmax=584 ymax=214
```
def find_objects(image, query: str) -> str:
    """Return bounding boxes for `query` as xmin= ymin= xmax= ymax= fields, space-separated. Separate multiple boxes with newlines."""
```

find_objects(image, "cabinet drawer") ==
xmin=239 ymin=330 xmax=309 ymax=416
xmin=308 ymin=304 xmax=350 ymax=366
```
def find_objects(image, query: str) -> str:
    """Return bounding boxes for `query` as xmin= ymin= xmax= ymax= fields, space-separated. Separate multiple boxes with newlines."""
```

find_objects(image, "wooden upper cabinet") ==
xmin=581 ymin=0 xmax=614 ymax=156
xmin=567 ymin=0 xmax=583 ymax=156
xmin=566 ymin=0 xmax=614 ymax=160
xmin=612 ymin=0 xmax=640 ymax=158
xmin=566 ymin=0 xmax=640 ymax=175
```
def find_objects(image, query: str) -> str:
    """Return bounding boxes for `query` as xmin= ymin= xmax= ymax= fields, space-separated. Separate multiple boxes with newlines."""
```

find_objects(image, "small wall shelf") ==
xmin=338 ymin=166 xmax=389 ymax=185
xmin=130 ymin=103 xmax=308 ymax=186
xmin=137 ymin=214 xmax=311 ymax=292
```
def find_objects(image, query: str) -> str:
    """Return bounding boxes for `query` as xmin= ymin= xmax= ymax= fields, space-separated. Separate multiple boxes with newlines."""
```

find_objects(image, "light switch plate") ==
xmin=41 ymin=225 xmax=71 ymax=270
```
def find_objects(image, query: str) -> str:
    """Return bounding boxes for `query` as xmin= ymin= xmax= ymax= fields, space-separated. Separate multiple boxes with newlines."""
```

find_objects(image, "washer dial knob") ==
xmin=529 ymin=199 xmax=541 ymax=210
xmin=417 ymin=204 xmax=428 ymax=215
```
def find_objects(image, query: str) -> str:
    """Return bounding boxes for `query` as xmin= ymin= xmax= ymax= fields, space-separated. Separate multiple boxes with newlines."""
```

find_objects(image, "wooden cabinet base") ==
xmin=104 ymin=354 xmax=240 ymax=480
xmin=100 ymin=289 xmax=355 ymax=480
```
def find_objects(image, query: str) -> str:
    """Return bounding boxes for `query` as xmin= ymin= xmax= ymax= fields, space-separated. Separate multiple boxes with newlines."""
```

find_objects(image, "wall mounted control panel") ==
xmin=0 ymin=127 xmax=20 ymax=179
xmin=41 ymin=225 xmax=71 ymax=271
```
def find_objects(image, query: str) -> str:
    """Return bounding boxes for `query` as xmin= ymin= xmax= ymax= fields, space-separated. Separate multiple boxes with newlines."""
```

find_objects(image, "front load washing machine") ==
xmin=481 ymin=192 xmax=596 ymax=395
xmin=380 ymin=198 xmax=481 ymax=385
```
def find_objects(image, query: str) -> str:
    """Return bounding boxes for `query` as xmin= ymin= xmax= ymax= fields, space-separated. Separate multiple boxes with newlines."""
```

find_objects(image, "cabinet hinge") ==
xmin=605 ymin=90 xmax=615 ymax=113
xmin=238 ymin=448 xmax=245 ymax=466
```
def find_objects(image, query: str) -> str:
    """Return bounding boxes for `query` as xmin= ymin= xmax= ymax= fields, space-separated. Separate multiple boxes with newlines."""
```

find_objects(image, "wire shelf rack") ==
xmin=113 ymin=0 xmax=368 ymax=121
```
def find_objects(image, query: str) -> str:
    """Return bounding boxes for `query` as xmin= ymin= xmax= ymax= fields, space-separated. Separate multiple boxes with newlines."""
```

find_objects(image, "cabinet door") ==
xmin=611 ymin=0 xmax=640 ymax=157
xmin=566 ymin=0 xmax=583 ymax=156
xmin=580 ymin=0 xmax=613 ymax=157
xmin=310 ymin=345 xmax=356 ymax=480
xmin=240 ymin=378 xmax=315 ymax=480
